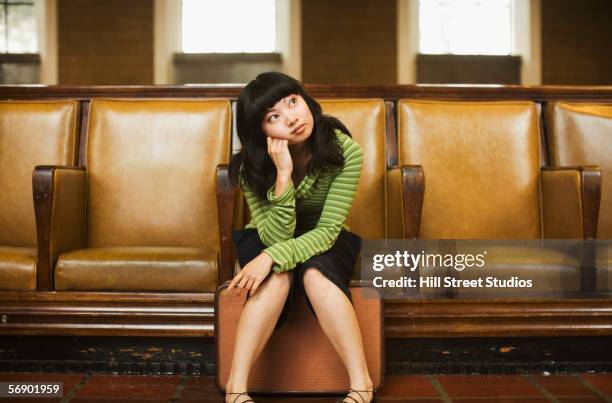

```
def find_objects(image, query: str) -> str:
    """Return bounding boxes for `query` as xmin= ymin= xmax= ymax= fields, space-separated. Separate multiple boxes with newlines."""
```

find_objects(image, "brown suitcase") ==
xmin=215 ymin=280 xmax=384 ymax=394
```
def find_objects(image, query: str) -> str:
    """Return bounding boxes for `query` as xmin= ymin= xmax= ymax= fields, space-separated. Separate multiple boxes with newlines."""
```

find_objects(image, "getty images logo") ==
xmin=371 ymin=250 xmax=487 ymax=272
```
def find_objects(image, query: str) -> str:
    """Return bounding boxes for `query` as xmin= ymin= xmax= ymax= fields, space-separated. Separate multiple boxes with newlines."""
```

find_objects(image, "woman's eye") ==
xmin=268 ymin=114 xmax=278 ymax=122
xmin=289 ymin=97 xmax=297 ymax=105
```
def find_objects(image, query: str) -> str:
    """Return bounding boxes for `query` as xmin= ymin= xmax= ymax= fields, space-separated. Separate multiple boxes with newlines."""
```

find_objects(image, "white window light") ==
xmin=419 ymin=0 xmax=514 ymax=55
xmin=0 ymin=0 xmax=39 ymax=53
xmin=181 ymin=0 xmax=276 ymax=53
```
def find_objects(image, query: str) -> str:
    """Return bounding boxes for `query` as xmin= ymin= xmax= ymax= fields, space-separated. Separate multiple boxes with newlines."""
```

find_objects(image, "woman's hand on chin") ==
xmin=267 ymin=137 xmax=293 ymax=176
xmin=227 ymin=252 xmax=275 ymax=296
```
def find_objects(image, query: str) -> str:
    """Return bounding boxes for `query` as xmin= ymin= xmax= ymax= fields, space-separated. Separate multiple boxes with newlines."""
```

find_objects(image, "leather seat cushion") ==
xmin=0 ymin=246 xmax=37 ymax=290
xmin=455 ymin=246 xmax=581 ymax=295
xmin=55 ymin=247 xmax=217 ymax=292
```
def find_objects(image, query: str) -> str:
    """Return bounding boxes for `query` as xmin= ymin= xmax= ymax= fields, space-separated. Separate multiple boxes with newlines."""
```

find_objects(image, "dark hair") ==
xmin=228 ymin=71 xmax=352 ymax=199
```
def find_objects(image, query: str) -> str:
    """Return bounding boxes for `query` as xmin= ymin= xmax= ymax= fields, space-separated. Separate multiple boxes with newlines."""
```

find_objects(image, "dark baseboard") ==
xmin=385 ymin=337 xmax=612 ymax=374
xmin=0 ymin=336 xmax=610 ymax=375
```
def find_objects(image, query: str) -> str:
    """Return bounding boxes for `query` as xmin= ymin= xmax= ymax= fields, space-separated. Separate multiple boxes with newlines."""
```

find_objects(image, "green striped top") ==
xmin=241 ymin=129 xmax=363 ymax=273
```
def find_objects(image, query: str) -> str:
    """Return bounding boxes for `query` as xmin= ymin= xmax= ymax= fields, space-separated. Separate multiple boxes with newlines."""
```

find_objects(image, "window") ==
xmin=419 ymin=0 xmax=513 ymax=55
xmin=181 ymin=0 xmax=276 ymax=53
xmin=0 ymin=0 xmax=38 ymax=53
xmin=155 ymin=0 xmax=299 ymax=84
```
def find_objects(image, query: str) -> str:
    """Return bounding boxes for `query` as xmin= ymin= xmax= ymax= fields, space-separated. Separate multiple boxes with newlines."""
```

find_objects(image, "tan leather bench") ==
xmin=393 ymin=100 xmax=600 ymax=296
xmin=45 ymin=99 xmax=231 ymax=292
xmin=0 ymin=100 xmax=78 ymax=291
xmin=547 ymin=102 xmax=612 ymax=291
xmin=0 ymin=85 xmax=608 ymax=339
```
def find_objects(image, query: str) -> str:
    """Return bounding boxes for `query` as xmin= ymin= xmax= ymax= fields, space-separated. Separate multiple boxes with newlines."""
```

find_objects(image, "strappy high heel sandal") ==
xmin=226 ymin=391 xmax=254 ymax=403
xmin=336 ymin=387 xmax=374 ymax=403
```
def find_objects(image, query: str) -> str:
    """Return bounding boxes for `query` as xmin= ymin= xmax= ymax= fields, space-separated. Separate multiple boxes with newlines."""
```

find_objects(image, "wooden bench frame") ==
xmin=0 ymin=84 xmax=611 ymax=338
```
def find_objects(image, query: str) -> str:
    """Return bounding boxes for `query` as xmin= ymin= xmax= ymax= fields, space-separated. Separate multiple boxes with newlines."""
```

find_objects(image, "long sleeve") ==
xmin=242 ymin=179 xmax=297 ymax=247
xmin=263 ymin=132 xmax=363 ymax=273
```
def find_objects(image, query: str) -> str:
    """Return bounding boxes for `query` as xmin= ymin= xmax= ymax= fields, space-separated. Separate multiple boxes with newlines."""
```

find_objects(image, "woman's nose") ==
xmin=286 ymin=115 xmax=298 ymax=126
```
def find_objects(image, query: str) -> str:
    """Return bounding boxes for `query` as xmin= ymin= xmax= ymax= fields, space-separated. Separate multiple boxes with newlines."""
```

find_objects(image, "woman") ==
xmin=225 ymin=72 xmax=373 ymax=403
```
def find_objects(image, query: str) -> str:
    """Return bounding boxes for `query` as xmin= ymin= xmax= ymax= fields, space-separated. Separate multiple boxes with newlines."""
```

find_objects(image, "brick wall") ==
xmin=417 ymin=55 xmax=521 ymax=84
xmin=52 ymin=0 xmax=610 ymax=86
xmin=541 ymin=0 xmax=612 ymax=85
xmin=58 ymin=0 xmax=153 ymax=85
xmin=301 ymin=0 xmax=397 ymax=85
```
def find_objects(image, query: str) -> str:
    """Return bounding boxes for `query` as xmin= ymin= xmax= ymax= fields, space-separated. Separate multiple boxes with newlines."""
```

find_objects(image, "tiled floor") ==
xmin=0 ymin=373 xmax=610 ymax=402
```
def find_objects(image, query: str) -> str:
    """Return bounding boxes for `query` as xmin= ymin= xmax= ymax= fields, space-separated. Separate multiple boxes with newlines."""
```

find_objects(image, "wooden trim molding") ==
xmin=384 ymin=298 xmax=612 ymax=337
xmin=33 ymin=167 xmax=54 ymax=291
xmin=580 ymin=166 xmax=602 ymax=293
xmin=401 ymin=165 xmax=424 ymax=239
xmin=0 ymin=54 xmax=40 ymax=63
xmin=216 ymin=165 xmax=236 ymax=285
xmin=385 ymin=100 xmax=398 ymax=168
xmin=0 ymin=291 xmax=610 ymax=337
xmin=1 ymin=85 xmax=611 ymax=101
xmin=0 ymin=291 xmax=215 ymax=337
xmin=77 ymin=100 xmax=90 ymax=168
xmin=580 ymin=167 xmax=602 ymax=240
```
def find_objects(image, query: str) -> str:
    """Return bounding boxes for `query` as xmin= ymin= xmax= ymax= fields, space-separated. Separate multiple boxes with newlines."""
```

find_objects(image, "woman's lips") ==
xmin=292 ymin=123 xmax=306 ymax=135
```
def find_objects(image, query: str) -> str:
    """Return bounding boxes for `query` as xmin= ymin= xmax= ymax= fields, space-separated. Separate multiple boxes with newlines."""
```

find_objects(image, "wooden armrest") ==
xmin=387 ymin=165 xmax=424 ymax=239
xmin=541 ymin=166 xmax=601 ymax=239
xmin=541 ymin=166 xmax=601 ymax=292
xmin=216 ymin=164 xmax=237 ymax=284
xmin=33 ymin=166 xmax=86 ymax=290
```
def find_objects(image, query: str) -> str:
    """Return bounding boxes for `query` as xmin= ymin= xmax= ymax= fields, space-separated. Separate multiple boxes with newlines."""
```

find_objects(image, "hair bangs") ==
xmin=245 ymin=73 xmax=305 ymax=126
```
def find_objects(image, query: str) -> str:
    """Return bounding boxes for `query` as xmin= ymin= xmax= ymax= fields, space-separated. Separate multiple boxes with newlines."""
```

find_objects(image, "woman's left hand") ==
xmin=227 ymin=252 xmax=274 ymax=296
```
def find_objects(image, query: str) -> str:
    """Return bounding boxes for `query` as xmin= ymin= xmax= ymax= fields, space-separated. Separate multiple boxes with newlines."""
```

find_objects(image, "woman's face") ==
xmin=261 ymin=94 xmax=314 ymax=145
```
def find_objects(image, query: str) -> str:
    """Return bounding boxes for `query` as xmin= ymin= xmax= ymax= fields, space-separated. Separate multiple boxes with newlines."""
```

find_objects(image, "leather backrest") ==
xmin=86 ymin=99 xmax=231 ymax=247
xmin=547 ymin=102 xmax=612 ymax=237
xmin=0 ymin=101 xmax=78 ymax=246
xmin=397 ymin=100 xmax=542 ymax=239
xmin=319 ymin=99 xmax=387 ymax=239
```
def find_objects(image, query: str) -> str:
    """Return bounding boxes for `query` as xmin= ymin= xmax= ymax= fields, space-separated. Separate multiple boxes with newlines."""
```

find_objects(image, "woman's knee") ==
xmin=302 ymin=266 xmax=326 ymax=290
xmin=262 ymin=270 xmax=293 ymax=294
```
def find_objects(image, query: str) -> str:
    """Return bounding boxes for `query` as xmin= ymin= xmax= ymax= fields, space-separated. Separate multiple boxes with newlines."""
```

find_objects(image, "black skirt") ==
xmin=232 ymin=227 xmax=362 ymax=330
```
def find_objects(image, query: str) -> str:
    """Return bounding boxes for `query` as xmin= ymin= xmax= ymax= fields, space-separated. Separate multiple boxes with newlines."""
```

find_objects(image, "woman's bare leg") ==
xmin=302 ymin=267 xmax=373 ymax=403
xmin=225 ymin=271 xmax=293 ymax=403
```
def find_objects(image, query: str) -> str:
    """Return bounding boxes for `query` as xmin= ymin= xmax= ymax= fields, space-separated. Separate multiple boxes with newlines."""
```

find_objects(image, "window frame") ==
xmin=39 ymin=0 xmax=56 ymax=84
xmin=0 ymin=0 xmax=38 ymax=54
xmin=0 ymin=0 xmax=53 ymax=84
xmin=154 ymin=0 xmax=301 ymax=84
xmin=397 ymin=0 xmax=541 ymax=85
